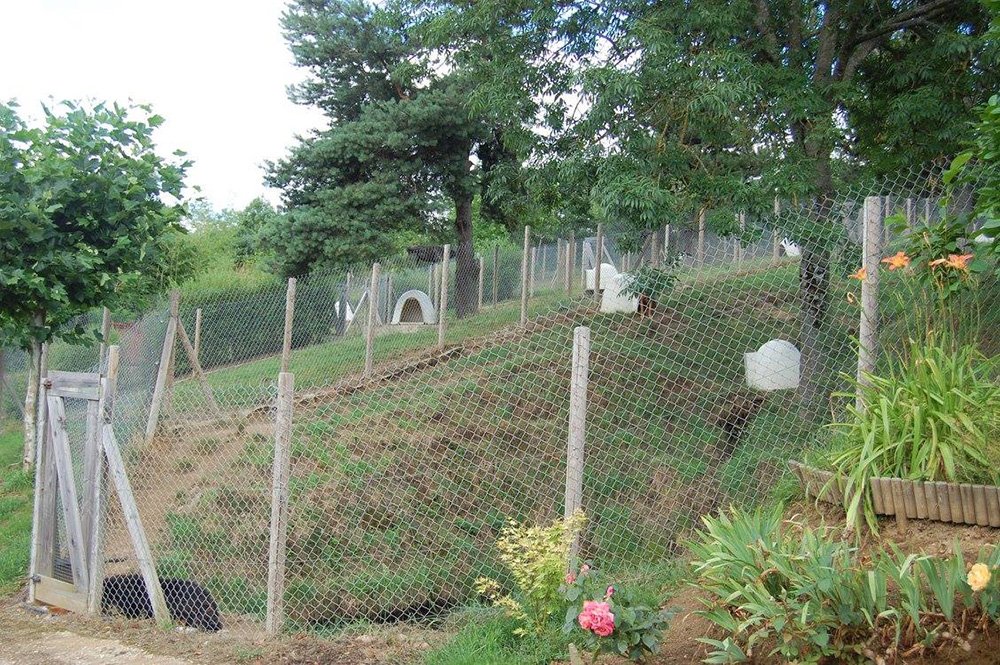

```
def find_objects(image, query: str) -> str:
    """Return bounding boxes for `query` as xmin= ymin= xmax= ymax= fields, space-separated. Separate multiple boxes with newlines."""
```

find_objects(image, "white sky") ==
xmin=0 ymin=0 xmax=326 ymax=210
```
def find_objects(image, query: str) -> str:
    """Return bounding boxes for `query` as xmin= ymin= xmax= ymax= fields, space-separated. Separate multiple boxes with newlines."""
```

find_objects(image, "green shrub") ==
xmin=689 ymin=506 xmax=1000 ymax=663
xmin=826 ymin=335 xmax=999 ymax=530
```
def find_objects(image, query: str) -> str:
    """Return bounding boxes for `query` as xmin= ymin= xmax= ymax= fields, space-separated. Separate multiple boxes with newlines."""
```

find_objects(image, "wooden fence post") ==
xmin=280 ymin=278 xmax=297 ymax=374
xmin=266 ymin=371 xmax=295 ymax=634
xmin=772 ymin=197 xmax=781 ymax=262
xmin=492 ymin=244 xmax=499 ymax=306
xmin=566 ymin=232 xmax=575 ymax=295
xmin=857 ymin=196 xmax=883 ymax=412
xmin=22 ymin=315 xmax=44 ymax=470
xmin=177 ymin=320 xmax=221 ymax=415
xmin=365 ymin=263 xmax=380 ymax=377
xmin=664 ymin=224 xmax=670 ymax=258
xmin=737 ymin=211 xmax=746 ymax=268
xmin=594 ymin=224 xmax=604 ymax=296
xmin=193 ymin=308 xmax=202 ymax=366
xmin=540 ymin=242 xmax=547 ymax=282
xmin=530 ymin=247 xmax=537 ymax=297
xmin=385 ymin=274 xmax=394 ymax=324
xmin=520 ymin=226 xmax=531 ymax=325
xmin=145 ymin=291 xmax=179 ymax=444
xmin=565 ymin=326 xmax=590 ymax=568
xmin=428 ymin=264 xmax=435 ymax=306
xmin=477 ymin=256 xmax=485 ymax=310
xmin=905 ymin=197 xmax=915 ymax=233
xmin=697 ymin=209 xmax=706 ymax=267
xmin=98 ymin=308 xmax=112 ymax=367
xmin=27 ymin=368 xmax=53 ymax=602
xmin=438 ymin=245 xmax=450 ymax=349
xmin=87 ymin=344 xmax=119 ymax=614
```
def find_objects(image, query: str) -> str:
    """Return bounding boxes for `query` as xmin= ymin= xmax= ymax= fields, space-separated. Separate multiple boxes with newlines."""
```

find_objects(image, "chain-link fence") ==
xmin=12 ymin=163 xmax=999 ymax=637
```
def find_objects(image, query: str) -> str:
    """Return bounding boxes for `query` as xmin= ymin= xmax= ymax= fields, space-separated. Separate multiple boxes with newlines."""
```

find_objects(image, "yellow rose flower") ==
xmin=967 ymin=563 xmax=991 ymax=592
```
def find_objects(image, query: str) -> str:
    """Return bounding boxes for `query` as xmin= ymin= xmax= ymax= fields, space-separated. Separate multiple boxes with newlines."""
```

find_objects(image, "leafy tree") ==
xmin=234 ymin=197 xmax=280 ymax=264
xmin=419 ymin=0 xmax=996 ymax=414
xmin=0 ymin=100 xmax=188 ymax=463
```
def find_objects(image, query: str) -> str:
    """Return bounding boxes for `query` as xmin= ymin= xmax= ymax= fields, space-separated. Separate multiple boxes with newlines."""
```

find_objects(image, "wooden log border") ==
xmin=789 ymin=461 xmax=1000 ymax=527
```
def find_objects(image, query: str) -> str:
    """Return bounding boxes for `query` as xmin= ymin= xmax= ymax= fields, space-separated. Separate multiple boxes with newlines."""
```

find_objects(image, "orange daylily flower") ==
xmin=929 ymin=253 xmax=974 ymax=271
xmin=849 ymin=267 xmax=866 ymax=281
xmin=880 ymin=252 xmax=910 ymax=270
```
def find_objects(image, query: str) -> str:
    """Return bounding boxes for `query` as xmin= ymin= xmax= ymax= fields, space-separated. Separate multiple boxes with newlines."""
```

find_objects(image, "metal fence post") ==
xmin=281 ymin=277 xmax=297 ymax=374
xmin=438 ymin=245 xmax=450 ymax=349
xmin=857 ymin=196 xmax=883 ymax=412
xmin=266 ymin=371 xmax=295 ymax=635
xmin=565 ymin=326 xmax=590 ymax=567
xmin=365 ymin=263 xmax=380 ymax=377
xmin=520 ymin=226 xmax=531 ymax=325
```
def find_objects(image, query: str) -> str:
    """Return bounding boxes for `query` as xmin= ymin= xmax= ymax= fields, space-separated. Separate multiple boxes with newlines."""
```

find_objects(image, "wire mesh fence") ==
xmin=11 ymin=163 xmax=999 ymax=637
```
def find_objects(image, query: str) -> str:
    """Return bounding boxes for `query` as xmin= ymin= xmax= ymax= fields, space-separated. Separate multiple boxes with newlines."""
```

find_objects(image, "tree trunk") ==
xmin=454 ymin=189 xmax=478 ymax=319
xmin=22 ymin=313 xmax=44 ymax=471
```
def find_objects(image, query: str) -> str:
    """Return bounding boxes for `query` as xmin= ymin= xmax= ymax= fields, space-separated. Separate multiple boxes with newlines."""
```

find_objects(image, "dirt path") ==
xmin=0 ymin=630 xmax=192 ymax=665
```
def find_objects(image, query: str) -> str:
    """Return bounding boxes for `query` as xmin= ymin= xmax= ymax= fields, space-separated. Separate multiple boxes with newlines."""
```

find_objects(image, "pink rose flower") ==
xmin=578 ymin=600 xmax=615 ymax=637
xmin=580 ymin=564 xmax=590 ymax=575
xmin=565 ymin=573 xmax=576 ymax=584
xmin=604 ymin=585 xmax=615 ymax=598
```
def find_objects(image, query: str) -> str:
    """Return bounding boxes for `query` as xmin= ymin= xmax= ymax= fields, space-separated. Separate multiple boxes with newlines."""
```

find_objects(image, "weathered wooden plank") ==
xmin=856 ymin=196 xmax=882 ymax=413
xmin=924 ymin=482 xmax=939 ymax=521
xmin=937 ymin=482 xmax=952 ymax=523
xmin=102 ymin=425 xmax=170 ymax=625
xmin=913 ymin=480 xmax=927 ymax=519
xmin=281 ymin=278 xmax=297 ymax=374
xmin=520 ymin=227 xmax=531 ymax=325
xmin=902 ymin=480 xmax=918 ymax=519
xmin=176 ymin=319 xmax=221 ymax=414
xmin=28 ymin=384 xmax=57 ymax=602
xmin=34 ymin=574 xmax=88 ymax=614
xmin=987 ymin=487 xmax=1000 ymax=528
xmin=972 ymin=485 xmax=990 ymax=527
xmin=48 ymin=396 xmax=89 ymax=594
xmin=266 ymin=372 xmax=296 ymax=635
xmin=438 ymin=245 xmax=450 ymax=350
xmin=870 ymin=477 xmax=884 ymax=514
xmin=890 ymin=479 xmax=908 ymax=535
xmin=960 ymin=484 xmax=977 ymax=525
xmin=81 ymin=398 xmax=100 ymax=557
xmin=47 ymin=371 xmax=101 ymax=400
xmin=948 ymin=483 xmax=964 ymax=524
xmin=87 ymin=346 xmax=119 ymax=615
xmin=145 ymin=291 xmax=180 ymax=443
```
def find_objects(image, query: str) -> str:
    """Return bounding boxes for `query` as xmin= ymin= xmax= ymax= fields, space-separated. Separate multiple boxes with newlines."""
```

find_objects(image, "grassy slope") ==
xmin=0 ymin=424 xmax=32 ymax=592
xmin=146 ymin=263 xmax=860 ymax=633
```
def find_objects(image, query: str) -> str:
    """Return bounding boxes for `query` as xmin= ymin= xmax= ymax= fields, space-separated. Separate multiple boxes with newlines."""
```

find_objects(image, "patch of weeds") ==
xmin=166 ymin=513 xmax=203 ymax=544
xmin=233 ymin=645 xmax=264 ymax=664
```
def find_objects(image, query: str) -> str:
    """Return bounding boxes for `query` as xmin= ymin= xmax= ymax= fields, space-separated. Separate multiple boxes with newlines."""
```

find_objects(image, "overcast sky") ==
xmin=1 ymin=0 xmax=325 ymax=210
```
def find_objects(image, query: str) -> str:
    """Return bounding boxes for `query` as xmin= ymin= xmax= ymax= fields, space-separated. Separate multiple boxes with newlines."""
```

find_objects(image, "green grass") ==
xmin=0 ymin=424 xmax=32 ymax=592
xmin=423 ymin=608 xmax=570 ymax=665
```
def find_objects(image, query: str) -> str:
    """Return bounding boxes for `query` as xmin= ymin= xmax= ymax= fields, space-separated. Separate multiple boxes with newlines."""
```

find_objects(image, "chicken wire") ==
xmin=13 ymin=163 xmax=998 ymax=636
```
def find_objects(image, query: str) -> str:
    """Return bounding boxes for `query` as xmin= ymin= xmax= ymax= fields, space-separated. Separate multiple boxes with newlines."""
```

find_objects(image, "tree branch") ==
xmin=849 ymin=0 xmax=960 ymax=49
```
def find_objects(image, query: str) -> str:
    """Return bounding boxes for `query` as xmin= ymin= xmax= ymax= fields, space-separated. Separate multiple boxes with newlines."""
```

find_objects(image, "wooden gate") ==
xmin=29 ymin=346 xmax=169 ymax=623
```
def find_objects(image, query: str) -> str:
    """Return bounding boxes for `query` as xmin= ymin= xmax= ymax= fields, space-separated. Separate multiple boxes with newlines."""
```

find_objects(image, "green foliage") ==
xmin=475 ymin=511 xmax=586 ymax=637
xmin=618 ymin=256 xmax=681 ymax=306
xmin=826 ymin=336 xmax=999 ymax=531
xmin=690 ymin=506 xmax=1000 ymax=663
xmin=560 ymin=565 xmax=674 ymax=662
xmin=0 ymin=100 xmax=189 ymax=346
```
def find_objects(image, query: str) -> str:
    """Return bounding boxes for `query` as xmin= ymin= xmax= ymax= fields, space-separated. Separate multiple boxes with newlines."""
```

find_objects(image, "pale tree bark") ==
xmin=22 ymin=312 xmax=44 ymax=471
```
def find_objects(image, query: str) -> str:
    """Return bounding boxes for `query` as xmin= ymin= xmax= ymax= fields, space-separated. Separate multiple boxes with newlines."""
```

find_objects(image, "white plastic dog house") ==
xmin=390 ymin=289 xmax=437 ymax=324
xmin=585 ymin=263 xmax=619 ymax=292
xmin=780 ymin=238 xmax=802 ymax=257
xmin=600 ymin=273 xmax=639 ymax=314
xmin=334 ymin=301 xmax=355 ymax=322
xmin=745 ymin=339 xmax=800 ymax=390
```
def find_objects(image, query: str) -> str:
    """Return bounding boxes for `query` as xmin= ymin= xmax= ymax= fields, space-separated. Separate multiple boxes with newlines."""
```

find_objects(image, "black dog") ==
xmin=101 ymin=574 xmax=223 ymax=632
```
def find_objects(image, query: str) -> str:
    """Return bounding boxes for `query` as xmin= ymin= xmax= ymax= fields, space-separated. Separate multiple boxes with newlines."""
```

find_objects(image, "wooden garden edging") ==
xmin=788 ymin=461 xmax=1000 ymax=528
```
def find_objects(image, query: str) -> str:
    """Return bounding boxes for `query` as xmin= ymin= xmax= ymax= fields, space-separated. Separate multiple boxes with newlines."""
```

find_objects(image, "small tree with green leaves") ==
xmin=0 ymin=100 xmax=189 ymax=467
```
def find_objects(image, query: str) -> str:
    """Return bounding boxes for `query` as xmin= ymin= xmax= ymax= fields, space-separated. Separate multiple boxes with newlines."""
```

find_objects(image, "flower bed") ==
xmin=789 ymin=460 xmax=1000 ymax=527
